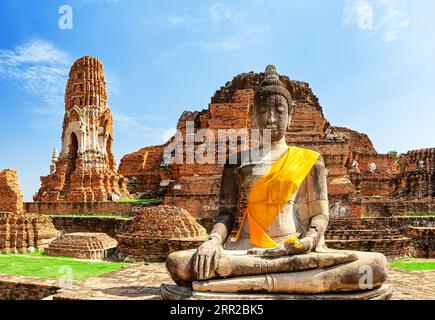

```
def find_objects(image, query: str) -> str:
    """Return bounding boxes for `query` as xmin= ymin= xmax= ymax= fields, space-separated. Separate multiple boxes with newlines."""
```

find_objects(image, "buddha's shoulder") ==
xmin=224 ymin=147 xmax=325 ymax=167
xmin=290 ymin=146 xmax=324 ymax=167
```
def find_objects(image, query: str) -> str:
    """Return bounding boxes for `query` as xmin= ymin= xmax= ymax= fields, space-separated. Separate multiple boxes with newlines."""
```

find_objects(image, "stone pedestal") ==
xmin=160 ymin=283 xmax=393 ymax=300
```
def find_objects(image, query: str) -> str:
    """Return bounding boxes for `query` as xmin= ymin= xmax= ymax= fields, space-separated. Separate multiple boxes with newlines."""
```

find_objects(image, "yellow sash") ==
xmin=233 ymin=146 xmax=320 ymax=248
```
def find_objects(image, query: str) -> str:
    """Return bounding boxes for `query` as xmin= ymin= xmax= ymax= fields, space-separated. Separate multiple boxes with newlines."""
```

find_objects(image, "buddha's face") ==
xmin=254 ymin=94 xmax=290 ymax=142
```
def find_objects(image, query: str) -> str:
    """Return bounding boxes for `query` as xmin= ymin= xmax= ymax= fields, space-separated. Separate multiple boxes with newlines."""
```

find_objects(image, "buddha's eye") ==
xmin=258 ymin=107 xmax=268 ymax=113
xmin=276 ymin=105 xmax=286 ymax=113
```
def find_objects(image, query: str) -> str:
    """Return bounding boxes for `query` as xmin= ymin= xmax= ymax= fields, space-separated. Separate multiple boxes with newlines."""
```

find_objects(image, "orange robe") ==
xmin=233 ymin=146 xmax=319 ymax=248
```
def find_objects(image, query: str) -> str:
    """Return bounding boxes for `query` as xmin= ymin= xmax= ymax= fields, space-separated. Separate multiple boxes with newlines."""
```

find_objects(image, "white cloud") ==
xmin=159 ymin=2 xmax=268 ymax=62
xmin=0 ymin=39 xmax=71 ymax=120
xmin=0 ymin=38 xmax=124 ymax=127
xmin=167 ymin=3 xmax=244 ymax=29
xmin=167 ymin=15 xmax=188 ymax=27
xmin=112 ymin=112 xmax=169 ymax=141
xmin=156 ymin=24 xmax=270 ymax=63
xmin=209 ymin=3 xmax=237 ymax=25
xmin=105 ymin=72 xmax=121 ymax=96
xmin=343 ymin=0 xmax=410 ymax=42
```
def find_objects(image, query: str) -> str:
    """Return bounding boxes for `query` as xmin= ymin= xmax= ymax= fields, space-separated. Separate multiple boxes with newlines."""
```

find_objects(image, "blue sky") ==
xmin=0 ymin=0 xmax=434 ymax=200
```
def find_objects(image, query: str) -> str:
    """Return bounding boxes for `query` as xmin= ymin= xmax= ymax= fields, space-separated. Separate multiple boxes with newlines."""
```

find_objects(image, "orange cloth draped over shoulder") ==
xmin=233 ymin=146 xmax=320 ymax=248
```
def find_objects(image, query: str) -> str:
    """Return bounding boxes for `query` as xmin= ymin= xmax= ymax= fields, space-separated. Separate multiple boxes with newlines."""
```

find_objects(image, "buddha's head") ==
xmin=252 ymin=65 xmax=294 ymax=142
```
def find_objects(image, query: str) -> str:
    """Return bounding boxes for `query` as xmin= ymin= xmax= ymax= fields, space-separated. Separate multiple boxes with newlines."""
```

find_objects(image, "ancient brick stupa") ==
xmin=0 ymin=169 xmax=59 ymax=253
xmin=116 ymin=205 xmax=207 ymax=260
xmin=34 ymin=56 xmax=128 ymax=202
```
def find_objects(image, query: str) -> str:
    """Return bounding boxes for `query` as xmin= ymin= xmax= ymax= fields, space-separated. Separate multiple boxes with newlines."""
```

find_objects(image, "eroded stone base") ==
xmin=160 ymin=283 xmax=393 ymax=300
xmin=0 ymin=212 xmax=59 ymax=253
xmin=45 ymin=232 xmax=117 ymax=260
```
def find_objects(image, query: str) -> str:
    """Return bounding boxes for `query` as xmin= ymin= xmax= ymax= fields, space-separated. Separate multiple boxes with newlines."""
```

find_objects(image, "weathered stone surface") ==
xmin=24 ymin=201 xmax=137 ymax=216
xmin=0 ymin=169 xmax=59 ymax=253
xmin=395 ymin=149 xmax=434 ymax=199
xmin=0 ymin=169 xmax=24 ymax=214
xmin=34 ymin=56 xmax=128 ymax=202
xmin=1 ymin=262 xmax=431 ymax=300
xmin=116 ymin=205 xmax=207 ymax=260
xmin=45 ymin=232 xmax=118 ymax=260
xmin=0 ymin=274 xmax=60 ymax=300
xmin=45 ymin=262 xmax=435 ymax=300
xmin=325 ymin=217 xmax=435 ymax=258
xmin=118 ymin=145 xmax=165 ymax=197
xmin=406 ymin=226 xmax=435 ymax=258
xmin=160 ymin=283 xmax=393 ymax=300
xmin=51 ymin=216 xmax=131 ymax=238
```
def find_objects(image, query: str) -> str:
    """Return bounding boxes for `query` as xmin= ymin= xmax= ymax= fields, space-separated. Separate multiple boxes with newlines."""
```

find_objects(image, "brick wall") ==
xmin=0 ymin=275 xmax=59 ymax=300
xmin=24 ymin=202 xmax=136 ymax=215
xmin=326 ymin=217 xmax=435 ymax=258
xmin=406 ymin=226 xmax=435 ymax=258
xmin=328 ymin=217 xmax=435 ymax=230
xmin=51 ymin=217 xmax=131 ymax=238
xmin=362 ymin=200 xmax=434 ymax=217
xmin=116 ymin=236 xmax=204 ymax=261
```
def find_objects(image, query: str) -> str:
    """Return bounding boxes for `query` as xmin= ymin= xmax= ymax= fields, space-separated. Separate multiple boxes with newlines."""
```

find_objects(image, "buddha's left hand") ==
xmin=247 ymin=237 xmax=314 ymax=257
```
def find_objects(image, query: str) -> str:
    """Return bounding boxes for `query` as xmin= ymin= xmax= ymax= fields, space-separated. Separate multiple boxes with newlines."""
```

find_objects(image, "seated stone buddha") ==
xmin=164 ymin=65 xmax=389 ymax=297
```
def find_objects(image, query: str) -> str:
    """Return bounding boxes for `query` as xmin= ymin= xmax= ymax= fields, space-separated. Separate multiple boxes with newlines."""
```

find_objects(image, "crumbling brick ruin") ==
xmin=34 ymin=56 xmax=128 ymax=202
xmin=119 ymin=71 xmax=434 ymax=226
xmin=0 ymin=169 xmax=59 ymax=253
xmin=116 ymin=205 xmax=207 ymax=260
xmin=45 ymin=232 xmax=118 ymax=260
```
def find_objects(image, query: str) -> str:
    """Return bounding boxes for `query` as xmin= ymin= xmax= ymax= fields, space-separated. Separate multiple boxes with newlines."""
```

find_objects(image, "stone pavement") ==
xmin=50 ymin=262 xmax=435 ymax=300
xmin=386 ymin=268 xmax=435 ymax=300
xmin=53 ymin=263 xmax=173 ymax=300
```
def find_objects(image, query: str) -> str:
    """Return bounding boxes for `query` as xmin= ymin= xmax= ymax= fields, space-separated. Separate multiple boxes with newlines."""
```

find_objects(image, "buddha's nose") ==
xmin=267 ymin=112 xmax=277 ymax=125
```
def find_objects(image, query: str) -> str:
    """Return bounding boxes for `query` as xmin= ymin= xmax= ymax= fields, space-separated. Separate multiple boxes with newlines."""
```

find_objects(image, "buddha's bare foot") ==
xmin=247 ymin=238 xmax=314 ymax=257
xmin=247 ymin=246 xmax=287 ymax=257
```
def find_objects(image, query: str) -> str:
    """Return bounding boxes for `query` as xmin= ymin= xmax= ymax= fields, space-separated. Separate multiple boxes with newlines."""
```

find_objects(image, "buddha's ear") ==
xmin=287 ymin=100 xmax=296 ymax=130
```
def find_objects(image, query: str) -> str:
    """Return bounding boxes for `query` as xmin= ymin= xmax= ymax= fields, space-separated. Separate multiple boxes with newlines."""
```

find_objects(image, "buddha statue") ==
xmin=162 ymin=65 xmax=390 ymax=299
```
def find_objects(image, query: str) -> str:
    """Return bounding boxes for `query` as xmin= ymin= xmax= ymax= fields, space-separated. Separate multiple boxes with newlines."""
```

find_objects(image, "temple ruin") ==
xmin=34 ymin=56 xmax=128 ymax=202
xmin=119 ymin=71 xmax=434 ymax=227
xmin=0 ymin=169 xmax=59 ymax=253
xmin=116 ymin=205 xmax=207 ymax=260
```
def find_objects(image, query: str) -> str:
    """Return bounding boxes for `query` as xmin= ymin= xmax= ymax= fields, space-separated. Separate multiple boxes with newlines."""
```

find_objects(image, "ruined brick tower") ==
xmin=0 ymin=169 xmax=59 ymax=253
xmin=34 ymin=56 xmax=128 ymax=202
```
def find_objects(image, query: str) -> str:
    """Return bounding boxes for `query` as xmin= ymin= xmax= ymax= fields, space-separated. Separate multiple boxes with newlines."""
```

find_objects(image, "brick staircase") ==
xmin=325 ymin=220 xmax=411 ymax=257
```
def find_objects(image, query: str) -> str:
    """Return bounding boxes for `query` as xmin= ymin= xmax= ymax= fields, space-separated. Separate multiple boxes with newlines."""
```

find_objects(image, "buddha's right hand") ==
xmin=193 ymin=237 xmax=221 ymax=280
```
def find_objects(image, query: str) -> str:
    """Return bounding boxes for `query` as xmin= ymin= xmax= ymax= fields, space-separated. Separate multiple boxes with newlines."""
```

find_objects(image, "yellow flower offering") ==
xmin=284 ymin=237 xmax=300 ymax=245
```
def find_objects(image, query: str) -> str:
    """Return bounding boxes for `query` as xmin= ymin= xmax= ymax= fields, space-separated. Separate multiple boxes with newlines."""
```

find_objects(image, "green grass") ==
xmin=399 ymin=214 xmax=435 ymax=218
xmin=390 ymin=261 xmax=435 ymax=271
xmin=0 ymin=252 xmax=126 ymax=281
xmin=117 ymin=197 xmax=163 ymax=204
xmin=49 ymin=213 xmax=133 ymax=220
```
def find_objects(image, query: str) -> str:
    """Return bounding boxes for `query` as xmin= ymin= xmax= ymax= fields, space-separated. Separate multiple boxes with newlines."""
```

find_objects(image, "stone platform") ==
xmin=48 ymin=262 xmax=435 ymax=300
xmin=160 ymin=283 xmax=393 ymax=300
xmin=45 ymin=232 xmax=117 ymax=260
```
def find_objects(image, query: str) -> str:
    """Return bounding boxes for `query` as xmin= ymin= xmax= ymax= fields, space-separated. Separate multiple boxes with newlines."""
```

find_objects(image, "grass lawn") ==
xmin=0 ymin=253 xmax=126 ymax=281
xmin=400 ymin=215 xmax=435 ymax=218
xmin=117 ymin=197 xmax=163 ymax=204
xmin=390 ymin=261 xmax=435 ymax=271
